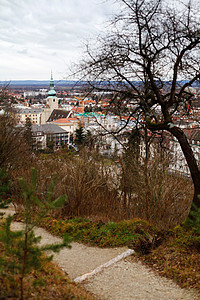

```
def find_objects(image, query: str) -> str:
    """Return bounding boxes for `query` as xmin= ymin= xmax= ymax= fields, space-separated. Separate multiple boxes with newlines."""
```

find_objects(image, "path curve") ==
xmin=1 ymin=208 xmax=200 ymax=300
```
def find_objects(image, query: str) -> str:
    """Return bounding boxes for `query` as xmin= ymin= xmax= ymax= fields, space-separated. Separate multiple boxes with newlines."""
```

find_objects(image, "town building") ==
xmin=40 ymin=73 xmax=59 ymax=124
xmin=32 ymin=124 xmax=69 ymax=150
xmin=16 ymin=73 xmax=59 ymax=125
xmin=16 ymin=107 xmax=41 ymax=124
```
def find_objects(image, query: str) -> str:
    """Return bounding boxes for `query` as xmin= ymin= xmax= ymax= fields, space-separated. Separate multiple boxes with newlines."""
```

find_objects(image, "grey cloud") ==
xmin=0 ymin=0 xmax=114 ymax=44
xmin=0 ymin=0 xmax=117 ymax=79
xmin=17 ymin=48 xmax=28 ymax=55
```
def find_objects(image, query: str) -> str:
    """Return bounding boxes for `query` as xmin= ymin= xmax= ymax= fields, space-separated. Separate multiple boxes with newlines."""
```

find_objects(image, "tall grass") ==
xmin=120 ymin=149 xmax=193 ymax=228
xmin=57 ymin=152 xmax=120 ymax=219
xmin=11 ymin=148 xmax=193 ymax=229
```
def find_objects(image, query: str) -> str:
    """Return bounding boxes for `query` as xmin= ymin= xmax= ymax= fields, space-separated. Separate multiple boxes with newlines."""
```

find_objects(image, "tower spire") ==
xmin=48 ymin=71 xmax=56 ymax=97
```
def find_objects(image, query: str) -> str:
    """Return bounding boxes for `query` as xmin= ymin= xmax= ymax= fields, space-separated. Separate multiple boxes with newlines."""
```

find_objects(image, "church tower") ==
xmin=46 ymin=71 xmax=58 ymax=110
xmin=41 ymin=72 xmax=58 ymax=124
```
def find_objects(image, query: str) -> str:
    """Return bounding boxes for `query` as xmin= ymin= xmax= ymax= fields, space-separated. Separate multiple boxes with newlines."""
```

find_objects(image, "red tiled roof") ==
xmin=68 ymin=117 xmax=79 ymax=121
xmin=71 ymin=106 xmax=83 ymax=113
xmin=118 ymin=116 xmax=136 ymax=121
xmin=84 ymin=100 xmax=96 ymax=104
xmin=52 ymin=118 xmax=72 ymax=124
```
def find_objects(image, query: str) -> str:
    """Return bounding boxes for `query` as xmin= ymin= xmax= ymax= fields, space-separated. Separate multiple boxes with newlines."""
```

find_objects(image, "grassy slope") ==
xmin=0 ymin=259 xmax=96 ymax=299
xmin=36 ymin=216 xmax=200 ymax=290
xmin=138 ymin=226 xmax=200 ymax=289
xmin=3 ymin=213 xmax=199 ymax=297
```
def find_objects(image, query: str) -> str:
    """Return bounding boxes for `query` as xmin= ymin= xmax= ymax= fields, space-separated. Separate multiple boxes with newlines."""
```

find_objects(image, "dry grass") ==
xmin=120 ymin=150 xmax=193 ymax=229
xmin=0 ymin=258 xmax=96 ymax=299
xmin=11 ymin=148 xmax=194 ymax=229
xmin=27 ymin=150 xmax=122 ymax=221
xmin=136 ymin=227 xmax=200 ymax=290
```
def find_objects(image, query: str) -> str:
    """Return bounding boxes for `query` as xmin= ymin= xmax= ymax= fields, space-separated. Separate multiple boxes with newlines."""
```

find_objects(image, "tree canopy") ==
xmin=77 ymin=0 xmax=200 ymax=207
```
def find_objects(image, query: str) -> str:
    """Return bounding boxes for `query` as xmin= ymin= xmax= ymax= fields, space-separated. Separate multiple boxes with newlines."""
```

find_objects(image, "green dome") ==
xmin=48 ymin=89 xmax=56 ymax=96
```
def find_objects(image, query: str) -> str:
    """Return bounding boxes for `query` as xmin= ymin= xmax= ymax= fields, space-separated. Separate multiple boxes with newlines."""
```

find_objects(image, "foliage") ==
xmin=0 ymin=112 xmax=35 ymax=208
xmin=38 ymin=216 xmax=161 ymax=250
xmin=24 ymin=117 xmax=33 ymax=149
xmin=0 ymin=84 xmax=10 ymax=104
xmin=120 ymin=147 xmax=192 ymax=229
xmin=0 ymin=168 xmax=71 ymax=300
xmin=46 ymin=138 xmax=54 ymax=152
xmin=183 ymin=202 xmax=200 ymax=234
xmin=0 ymin=112 xmax=31 ymax=171
xmin=0 ymin=240 xmax=94 ymax=300
xmin=18 ymin=168 xmax=67 ymax=223
xmin=0 ymin=168 xmax=10 ymax=211
xmin=84 ymin=130 xmax=95 ymax=151
xmin=22 ymin=149 xmax=193 ymax=229
xmin=57 ymin=152 xmax=120 ymax=218
xmin=75 ymin=125 xmax=85 ymax=148
xmin=127 ymin=128 xmax=141 ymax=158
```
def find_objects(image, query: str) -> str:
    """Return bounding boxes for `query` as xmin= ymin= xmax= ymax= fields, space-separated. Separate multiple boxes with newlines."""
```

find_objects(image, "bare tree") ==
xmin=76 ymin=0 xmax=200 ymax=207
xmin=0 ymin=111 xmax=31 ymax=172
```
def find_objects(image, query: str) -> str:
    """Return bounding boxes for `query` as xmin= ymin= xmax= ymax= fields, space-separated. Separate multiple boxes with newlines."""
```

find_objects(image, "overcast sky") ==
xmin=0 ymin=0 xmax=116 ymax=81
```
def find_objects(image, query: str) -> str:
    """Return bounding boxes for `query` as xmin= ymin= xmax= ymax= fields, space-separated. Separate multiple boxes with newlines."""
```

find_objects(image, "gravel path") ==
xmin=1 ymin=208 xmax=200 ymax=300
xmin=84 ymin=258 xmax=200 ymax=300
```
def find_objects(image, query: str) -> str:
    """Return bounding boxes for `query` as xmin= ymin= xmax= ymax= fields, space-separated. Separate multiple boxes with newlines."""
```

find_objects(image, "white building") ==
xmin=50 ymin=117 xmax=79 ymax=134
xmin=16 ymin=107 xmax=41 ymax=124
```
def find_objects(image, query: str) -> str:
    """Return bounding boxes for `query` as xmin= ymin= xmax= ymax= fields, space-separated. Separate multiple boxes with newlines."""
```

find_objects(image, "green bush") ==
xmin=184 ymin=202 xmax=200 ymax=234
xmin=0 ymin=168 xmax=10 ymax=215
xmin=0 ymin=168 xmax=71 ymax=300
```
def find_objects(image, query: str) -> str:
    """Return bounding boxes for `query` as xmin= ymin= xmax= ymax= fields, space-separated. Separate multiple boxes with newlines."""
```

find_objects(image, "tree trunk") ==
xmin=168 ymin=126 xmax=200 ymax=208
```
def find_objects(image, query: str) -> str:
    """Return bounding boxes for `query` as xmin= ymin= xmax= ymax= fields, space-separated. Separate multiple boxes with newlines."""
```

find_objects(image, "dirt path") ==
xmin=1 ymin=208 xmax=200 ymax=300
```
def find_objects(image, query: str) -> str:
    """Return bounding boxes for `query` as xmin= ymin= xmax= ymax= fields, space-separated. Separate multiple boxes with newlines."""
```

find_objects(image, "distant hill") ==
xmin=0 ymin=80 xmax=199 ymax=89
xmin=0 ymin=80 xmax=79 ymax=87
